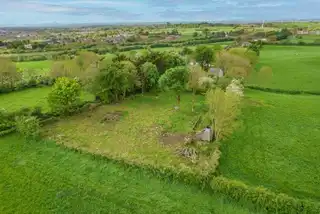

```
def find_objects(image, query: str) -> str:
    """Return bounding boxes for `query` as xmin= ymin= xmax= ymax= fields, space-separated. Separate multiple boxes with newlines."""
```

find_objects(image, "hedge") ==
xmin=55 ymin=142 xmax=320 ymax=214
xmin=263 ymin=42 xmax=320 ymax=47
xmin=0 ymin=128 xmax=16 ymax=137
xmin=0 ymin=100 xmax=99 ymax=137
xmin=0 ymin=76 xmax=55 ymax=95
xmin=246 ymin=85 xmax=320 ymax=96
xmin=210 ymin=177 xmax=320 ymax=214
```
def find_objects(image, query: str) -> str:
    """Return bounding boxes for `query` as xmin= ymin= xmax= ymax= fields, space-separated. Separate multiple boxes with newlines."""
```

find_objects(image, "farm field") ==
xmin=16 ymin=60 xmax=53 ymax=74
xmin=13 ymin=42 xmax=233 ymax=74
xmin=219 ymin=89 xmax=320 ymax=201
xmin=286 ymin=35 xmax=320 ymax=43
xmin=248 ymin=45 xmax=320 ymax=92
xmin=0 ymin=135 xmax=260 ymax=214
xmin=0 ymin=87 xmax=94 ymax=112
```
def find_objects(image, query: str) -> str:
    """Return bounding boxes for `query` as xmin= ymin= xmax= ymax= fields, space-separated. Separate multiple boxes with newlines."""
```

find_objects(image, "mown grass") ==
xmin=0 ymin=134 xmax=261 ymax=214
xmin=0 ymin=87 xmax=94 ymax=112
xmin=42 ymin=92 xmax=220 ymax=176
xmin=219 ymin=89 xmax=320 ymax=201
xmin=247 ymin=45 xmax=320 ymax=92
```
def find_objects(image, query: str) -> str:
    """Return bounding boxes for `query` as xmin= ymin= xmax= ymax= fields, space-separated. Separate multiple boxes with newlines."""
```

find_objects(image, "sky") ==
xmin=1 ymin=0 xmax=320 ymax=26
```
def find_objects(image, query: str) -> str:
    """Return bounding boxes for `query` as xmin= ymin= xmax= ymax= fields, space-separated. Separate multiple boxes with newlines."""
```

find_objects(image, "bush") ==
xmin=48 ymin=77 xmax=81 ymax=115
xmin=210 ymin=177 xmax=320 ymax=213
xmin=15 ymin=116 xmax=40 ymax=140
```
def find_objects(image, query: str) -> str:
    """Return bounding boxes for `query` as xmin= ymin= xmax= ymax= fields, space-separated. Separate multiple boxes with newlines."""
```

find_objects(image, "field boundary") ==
xmin=54 ymin=141 xmax=320 ymax=214
xmin=246 ymin=85 xmax=320 ymax=96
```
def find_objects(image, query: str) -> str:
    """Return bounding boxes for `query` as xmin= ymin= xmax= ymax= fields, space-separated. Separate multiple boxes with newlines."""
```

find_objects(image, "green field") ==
xmin=0 ymin=135 xmax=260 ymax=214
xmin=16 ymin=60 xmax=53 ymax=74
xmin=219 ymin=89 xmax=320 ymax=201
xmin=248 ymin=45 xmax=320 ymax=92
xmin=0 ymin=87 xmax=94 ymax=112
xmin=286 ymin=35 xmax=320 ymax=43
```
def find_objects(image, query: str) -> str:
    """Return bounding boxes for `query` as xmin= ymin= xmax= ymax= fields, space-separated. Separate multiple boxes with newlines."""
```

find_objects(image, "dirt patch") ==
xmin=160 ymin=132 xmax=189 ymax=146
xmin=245 ymin=98 xmax=265 ymax=107
xmin=100 ymin=111 xmax=125 ymax=123
xmin=245 ymin=98 xmax=274 ymax=108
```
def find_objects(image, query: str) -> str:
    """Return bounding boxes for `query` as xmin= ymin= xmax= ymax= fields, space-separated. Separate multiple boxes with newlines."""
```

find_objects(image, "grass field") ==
xmin=16 ymin=60 xmax=53 ymax=74
xmin=42 ymin=92 xmax=222 ymax=176
xmin=0 ymin=135 xmax=261 ymax=214
xmin=248 ymin=45 xmax=320 ymax=92
xmin=286 ymin=35 xmax=320 ymax=43
xmin=0 ymin=87 xmax=94 ymax=112
xmin=219 ymin=89 xmax=320 ymax=201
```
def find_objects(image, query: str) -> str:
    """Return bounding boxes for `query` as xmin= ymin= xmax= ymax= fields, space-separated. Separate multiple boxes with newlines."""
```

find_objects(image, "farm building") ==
xmin=209 ymin=67 xmax=224 ymax=77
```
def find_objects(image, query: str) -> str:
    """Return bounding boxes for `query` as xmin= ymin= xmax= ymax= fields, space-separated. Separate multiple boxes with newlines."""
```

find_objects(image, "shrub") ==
xmin=48 ymin=77 xmax=81 ymax=115
xmin=139 ymin=62 xmax=159 ymax=93
xmin=210 ymin=177 xmax=320 ymax=213
xmin=15 ymin=115 xmax=40 ymax=140
xmin=0 ymin=109 xmax=15 ymax=131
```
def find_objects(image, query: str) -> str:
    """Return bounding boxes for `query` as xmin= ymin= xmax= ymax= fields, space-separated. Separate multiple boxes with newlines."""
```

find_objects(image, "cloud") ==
xmin=0 ymin=0 xmax=320 ymax=26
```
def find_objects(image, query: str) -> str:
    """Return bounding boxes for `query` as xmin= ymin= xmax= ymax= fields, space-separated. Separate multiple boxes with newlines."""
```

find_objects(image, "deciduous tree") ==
xmin=139 ymin=62 xmax=159 ymax=94
xmin=158 ymin=66 xmax=189 ymax=108
xmin=188 ymin=65 xmax=206 ymax=112
xmin=0 ymin=57 xmax=21 ymax=89
xmin=48 ymin=77 xmax=81 ymax=115
xmin=194 ymin=45 xmax=215 ymax=71
xmin=205 ymin=88 xmax=241 ymax=141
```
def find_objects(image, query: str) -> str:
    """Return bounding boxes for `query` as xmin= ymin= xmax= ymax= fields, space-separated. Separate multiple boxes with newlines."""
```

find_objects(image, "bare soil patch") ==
xmin=100 ymin=111 xmax=125 ymax=123
xmin=160 ymin=132 xmax=189 ymax=146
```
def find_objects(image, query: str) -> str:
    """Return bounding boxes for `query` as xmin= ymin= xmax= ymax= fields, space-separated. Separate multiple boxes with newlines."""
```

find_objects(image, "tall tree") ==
xmin=194 ymin=45 xmax=215 ymax=71
xmin=91 ymin=62 xmax=123 ymax=103
xmin=75 ymin=51 xmax=99 ymax=72
xmin=0 ymin=57 xmax=21 ymax=89
xmin=188 ymin=65 xmax=206 ymax=112
xmin=119 ymin=61 xmax=139 ymax=98
xmin=205 ymin=88 xmax=241 ymax=141
xmin=216 ymin=51 xmax=253 ymax=79
xmin=158 ymin=66 xmax=189 ymax=108
xmin=247 ymin=40 xmax=263 ymax=56
xmin=202 ymin=28 xmax=210 ymax=38
xmin=139 ymin=62 xmax=159 ymax=94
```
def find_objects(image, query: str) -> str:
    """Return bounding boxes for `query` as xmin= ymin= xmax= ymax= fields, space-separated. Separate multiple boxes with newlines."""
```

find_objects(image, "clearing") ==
xmin=42 ymin=92 xmax=221 ymax=176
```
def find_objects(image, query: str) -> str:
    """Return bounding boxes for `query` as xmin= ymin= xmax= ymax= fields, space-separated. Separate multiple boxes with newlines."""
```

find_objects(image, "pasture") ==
xmin=219 ymin=89 xmax=320 ymax=201
xmin=0 ymin=135 xmax=260 ymax=214
xmin=0 ymin=87 xmax=94 ymax=112
xmin=286 ymin=35 xmax=320 ymax=43
xmin=16 ymin=60 xmax=53 ymax=74
xmin=248 ymin=45 xmax=320 ymax=92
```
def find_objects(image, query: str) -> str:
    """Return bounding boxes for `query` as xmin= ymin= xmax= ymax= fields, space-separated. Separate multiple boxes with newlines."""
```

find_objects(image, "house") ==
xmin=24 ymin=44 xmax=33 ymax=49
xmin=189 ymin=62 xmax=199 ymax=66
xmin=241 ymin=42 xmax=252 ymax=47
xmin=297 ymin=30 xmax=309 ymax=35
xmin=209 ymin=67 xmax=224 ymax=77
xmin=310 ymin=30 xmax=320 ymax=35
